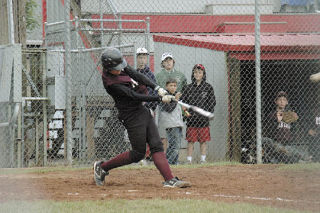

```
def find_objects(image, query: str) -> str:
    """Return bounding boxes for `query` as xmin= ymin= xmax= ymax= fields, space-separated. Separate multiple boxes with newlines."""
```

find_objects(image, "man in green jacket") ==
xmin=155 ymin=52 xmax=187 ymax=163
xmin=155 ymin=52 xmax=187 ymax=93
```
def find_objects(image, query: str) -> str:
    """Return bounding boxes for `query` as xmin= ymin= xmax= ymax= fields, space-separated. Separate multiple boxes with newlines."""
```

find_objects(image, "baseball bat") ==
xmin=310 ymin=72 xmax=320 ymax=82
xmin=176 ymin=101 xmax=214 ymax=120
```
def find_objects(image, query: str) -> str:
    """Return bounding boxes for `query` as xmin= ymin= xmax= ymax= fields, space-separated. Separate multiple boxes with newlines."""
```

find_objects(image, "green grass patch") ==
xmin=0 ymin=166 xmax=88 ymax=175
xmin=170 ymin=161 xmax=242 ymax=168
xmin=276 ymin=163 xmax=320 ymax=172
xmin=2 ymin=161 xmax=319 ymax=175
xmin=119 ymin=161 xmax=242 ymax=170
xmin=0 ymin=199 xmax=310 ymax=213
xmin=0 ymin=161 xmax=241 ymax=179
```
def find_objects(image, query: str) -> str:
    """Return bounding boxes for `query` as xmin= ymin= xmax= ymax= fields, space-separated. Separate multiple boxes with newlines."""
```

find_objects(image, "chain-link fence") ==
xmin=1 ymin=0 xmax=320 ymax=167
xmin=0 ymin=44 xmax=22 ymax=168
xmin=45 ymin=15 xmax=137 ymax=165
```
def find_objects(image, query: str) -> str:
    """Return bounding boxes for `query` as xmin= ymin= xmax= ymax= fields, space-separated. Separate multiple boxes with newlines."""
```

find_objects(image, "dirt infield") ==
xmin=1 ymin=164 xmax=320 ymax=212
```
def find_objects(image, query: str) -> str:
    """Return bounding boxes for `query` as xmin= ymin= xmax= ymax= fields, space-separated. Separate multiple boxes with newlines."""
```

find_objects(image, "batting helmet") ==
xmin=101 ymin=47 xmax=127 ymax=71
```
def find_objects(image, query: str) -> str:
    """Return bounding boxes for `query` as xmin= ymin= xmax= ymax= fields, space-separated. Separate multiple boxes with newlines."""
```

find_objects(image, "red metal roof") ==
xmin=91 ymin=14 xmax=320 ymax=33
xmin=153 ymin=34 xmax=320 ymax=52
xmin=153 ymin=34 xmax=320 ymax=60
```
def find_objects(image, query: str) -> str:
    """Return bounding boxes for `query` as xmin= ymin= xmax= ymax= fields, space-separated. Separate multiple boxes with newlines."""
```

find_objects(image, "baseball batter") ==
xmin=93 ymin=47 xmax=191 ymax=188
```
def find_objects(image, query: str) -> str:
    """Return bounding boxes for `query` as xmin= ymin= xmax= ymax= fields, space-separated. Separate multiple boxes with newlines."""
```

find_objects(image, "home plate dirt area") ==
xmin=1 ymin=164 xmax=319 ymax=212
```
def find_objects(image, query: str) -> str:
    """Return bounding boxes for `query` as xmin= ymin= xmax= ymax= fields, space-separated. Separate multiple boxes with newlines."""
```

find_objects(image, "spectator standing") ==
xmin=136 ymin=47 xmax=157 ymax=164
xmin=155 ymin=78 xmax=184 ymax=165
xmin=155 ymin=52 xmax=187 ymax=93
xmin=181 ymin=64 xmax=216 ymax=164
xmin=155 ymin=52 xmax=187 ymax=156
xmin=136 ymin=47 xmax=158 ymax=112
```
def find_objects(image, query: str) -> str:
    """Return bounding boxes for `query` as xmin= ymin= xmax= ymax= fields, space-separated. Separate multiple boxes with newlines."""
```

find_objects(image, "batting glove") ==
xmin=155 ymin=86 xmax=168 ymax=97
xmin=162 ymin=95 xmax=175 ymax=103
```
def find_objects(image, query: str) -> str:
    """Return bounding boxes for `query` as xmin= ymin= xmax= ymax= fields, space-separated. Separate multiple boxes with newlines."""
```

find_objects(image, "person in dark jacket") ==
xmin=136 ymin=47 xmax=158 ymax=112
xmin=93 ymin=47 xmax=191 ymax=188
xmin=181 ymin=64 xmax=216 ymax=164
xmin=263 ymin=91 xmax=295 ymax=144
xmin=262 ymin=91 xmax=310 ymax=163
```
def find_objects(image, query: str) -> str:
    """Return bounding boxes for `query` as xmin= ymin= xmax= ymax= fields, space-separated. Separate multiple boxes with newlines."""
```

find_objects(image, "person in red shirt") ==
xmin=181 ymin=64 xmax=216 ymax=164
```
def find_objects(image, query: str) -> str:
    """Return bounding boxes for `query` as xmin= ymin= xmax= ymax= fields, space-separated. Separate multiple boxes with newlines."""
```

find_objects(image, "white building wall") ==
xmin=154 ymin=41 xmax=229 ymax=161
xmin=210 ymin=50 xmax=229 ymax=161
xmin=81 ymin=0 xmax=275 ymax=14
xmin=102 ymin=33 xmax=150 ymax=55
xmin=28 ymin=0 xmax=65 ymax=45
xmin=46 ymin=0 xmax=65 ymax=23
xmin=82 ymin=0 xmax=208 ymax=14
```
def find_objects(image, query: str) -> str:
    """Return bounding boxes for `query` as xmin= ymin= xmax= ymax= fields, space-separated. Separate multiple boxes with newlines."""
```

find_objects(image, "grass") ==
xmin=0 ymin=199 xmax=311 ymax=213
xmin=276 ymin=162 xmax=320 ymax=171
xmin=0 ymin=166 xmax=88 ymax=175
xmin=0 ymin=161 xmax=242 ymax=175
xmin=1 ymin=161 xmax=319 ymax=175
xmin=120 ymin=161 xmax=242 ymax=170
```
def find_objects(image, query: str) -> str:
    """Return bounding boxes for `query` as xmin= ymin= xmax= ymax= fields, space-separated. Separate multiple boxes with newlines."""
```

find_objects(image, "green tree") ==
xmin=25 ymin=0 xmax=39 ymax=31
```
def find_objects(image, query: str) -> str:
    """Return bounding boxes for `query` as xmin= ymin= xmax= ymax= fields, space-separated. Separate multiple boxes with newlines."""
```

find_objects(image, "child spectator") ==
xmin=181 ymin=64 xmax=216 ymax=164
xmin=263 ymin=91 xmax=311 ymax=163
xmin=155 ymin=52 xmax=187 ymax=156
xmin=155 ymin=78 xmax=184 ymax=165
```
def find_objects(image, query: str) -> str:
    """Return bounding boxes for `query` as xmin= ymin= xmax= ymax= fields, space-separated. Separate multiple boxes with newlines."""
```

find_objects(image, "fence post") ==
xmin=146 ymin=17 xmax=150 ymax=66
xmin=17 ymin=102 xmax=22 ymax=167
xmin=100 ymin=0 xmax=104 ymax=44
xmin=42 ymin=52 xmax=48 ymax=166
xmin=255 ymin=0 xmax=262 ymax=164
xmin=7 ymin=0 xmax=14 ymax=44
xmin=65 ymin=0 xmax=73 ymax=165
xmin=133 ymin=42 xmax=137 ymax=69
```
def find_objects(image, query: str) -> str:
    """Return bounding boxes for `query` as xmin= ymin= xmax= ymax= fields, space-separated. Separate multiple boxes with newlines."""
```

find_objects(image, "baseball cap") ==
xmin=136 ymin=47 xmax=148 ymax=55
xmin=161 ymin=52 xmax=173 ymax=62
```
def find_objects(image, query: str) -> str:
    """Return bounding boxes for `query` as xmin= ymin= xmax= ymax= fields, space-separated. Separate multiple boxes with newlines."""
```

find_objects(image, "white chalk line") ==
xmin=212 ymin=194 xmax=320 ymax=204
xmin=66 ymin=190 xmax=320 ymax=205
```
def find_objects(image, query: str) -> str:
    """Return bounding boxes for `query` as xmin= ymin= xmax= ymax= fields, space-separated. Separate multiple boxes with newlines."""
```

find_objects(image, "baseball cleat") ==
xmin=163 ymin=177 xmax=191 ymax=188
xmin=93 ymin=161 xmax=108 ymax=186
